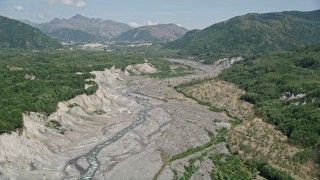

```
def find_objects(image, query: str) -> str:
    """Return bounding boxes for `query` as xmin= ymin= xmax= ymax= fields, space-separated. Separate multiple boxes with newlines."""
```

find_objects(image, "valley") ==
xmin=0 ymin=57 xmax=238 ymax=179
xmin=0 ymin=5 xmax=319 ymax=180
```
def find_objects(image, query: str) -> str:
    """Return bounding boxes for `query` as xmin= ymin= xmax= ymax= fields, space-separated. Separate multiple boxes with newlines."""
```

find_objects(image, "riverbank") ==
xmin=0 ymin=58 xmax=238 ymax=179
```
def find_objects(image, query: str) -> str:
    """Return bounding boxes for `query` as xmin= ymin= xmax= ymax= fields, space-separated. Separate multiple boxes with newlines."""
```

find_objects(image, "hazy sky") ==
xmin=0 ymin=0 xmax=319 ymax=29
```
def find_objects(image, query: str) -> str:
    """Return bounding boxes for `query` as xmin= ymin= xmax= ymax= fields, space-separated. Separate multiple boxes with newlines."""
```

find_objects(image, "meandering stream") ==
xmin=63 ymin=58 xmax=241 ymax=179
xmin=72 ymin=99 xmax=150 ymax=180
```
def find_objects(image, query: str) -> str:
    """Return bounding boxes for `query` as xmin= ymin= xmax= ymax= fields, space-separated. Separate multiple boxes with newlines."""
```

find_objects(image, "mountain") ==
xmin=20 ymin=19 xmax=39 ymax=27
xmin=37 ymin=14 xmax=132 ymax=42
xmin=114 ymin=24 xmax=188 ymax=42
xmin=0 ymin=16 xmax=61 ymax=49
xmin=167 ymin=10 xmax=320 ymax=59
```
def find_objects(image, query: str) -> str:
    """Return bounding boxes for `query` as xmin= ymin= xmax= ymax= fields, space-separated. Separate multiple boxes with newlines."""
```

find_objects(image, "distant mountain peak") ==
xmin=114 ymin=23 xmax=188 ymax=43
xmin=36 ymin=15 xmax=132 ymax=42
xmin=72 ymin=14 xmax=85 ymax=19
xmin=51 ymin=18 xmax=61 ymax=23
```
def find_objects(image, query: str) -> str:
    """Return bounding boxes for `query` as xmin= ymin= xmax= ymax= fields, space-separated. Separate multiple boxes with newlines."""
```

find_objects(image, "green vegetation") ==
xmin=68 ymin=103 xmax=80 ymax=108
xmin=174 ymin=154 xmax=203 ymax=180
xmin=167 ymin=10 xmax=320 ymax=63
xmin=92 ymin=109 xmax=106 ymax=115
xmin=171 ymin=129 xmax=256 ymax=180
xmin=259 ymin=164 xmax=293 ymax=180
xmin=175 ymin=77 xmax=214 ymax=89
xmin=107 ymin=43 xmax=182 ymax=58
xmin=218 ymin=46 xmax=320 ymax=162
xmin=153 ymin=150 xmax=171 ymax=180
xmin=170 ymin=128 xmax=228 ymax=162
xmin=174 ymin=76 xmax=299 ymax=179
xmin=292 ymin=147 xmax=320 ymax=164
xmin=0 ymin=16 xmax=61 ymax=49
xmin=246 ymin=160 xmax=294 ymax=180
xmin=172 ymin=46 xmax=319 ymax=178
xmin=210 ymin=154 xmax=254 ymax=180
xmin=174 ymin=78 xmax=215 ymax=108
xmin=0 ymin=49 xmax=171 ymax=133
xmin=150 ymin=66 xmax=194 ymax=79
xmin=175 ymin=79 xmax=241 ymax=119
xmin=46 ymin=120 xmax=62 ymax=130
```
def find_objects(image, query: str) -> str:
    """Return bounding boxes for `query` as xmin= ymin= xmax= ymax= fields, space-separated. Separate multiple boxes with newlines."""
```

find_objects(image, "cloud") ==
xmin=76 ymin=0 xmax=86 ymax=7
xmin=48 ymin=0 xmax=86 ymax=7
xmin=14 ymin=5 xmax=24 ymax=12
xmin=128 ymin=20 xmax=158 ymax=28
xmin=48 ymin=0 xmax=73 ymax=5
xmin=36 ymin=12 xmax=61 ymax=20
xmin=128 ymin=22 xmax=140 ymax=28
xmin=145 ymin=20 xmax=158 ymax=26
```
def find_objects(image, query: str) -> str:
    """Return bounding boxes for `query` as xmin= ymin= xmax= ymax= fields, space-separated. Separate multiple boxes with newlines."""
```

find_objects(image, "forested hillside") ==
xmin=219 ymin=45 xmax=320 ymax=163
xmin=167 ymin=10 xmax=320 ymax=62
xmin=0 ymin=16 xmax=61 ymax=49
xmin=0 ymin=50 xmax=174 ymax=133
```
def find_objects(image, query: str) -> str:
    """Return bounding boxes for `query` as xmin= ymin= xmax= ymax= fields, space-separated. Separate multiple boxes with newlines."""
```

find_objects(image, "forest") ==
xmin=0 ymin=16 xmax=61 ymax=49
xmin=167 ymin=10 xmax=320 ymax=62
xmin=0 ymin=49 xmax=174 ymax=133
xmin=219 ymin=45 xmax=320 ymax=163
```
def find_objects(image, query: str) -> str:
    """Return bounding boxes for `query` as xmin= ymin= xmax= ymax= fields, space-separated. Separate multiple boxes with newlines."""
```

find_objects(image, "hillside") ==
xmin=173 ymin=46 xmax=320 ymax=179
xmin=167 ymin=10 xmax=320 ymax=61
xmin=114 ymin=24 xmax=188 ymax=42
xmin=37 ymin=14 xmax=132 ymax=42
xmin=219 ymin=45 xmax=320 ymax=163
xmin=0 ymin=16 xmax=61 ymax=49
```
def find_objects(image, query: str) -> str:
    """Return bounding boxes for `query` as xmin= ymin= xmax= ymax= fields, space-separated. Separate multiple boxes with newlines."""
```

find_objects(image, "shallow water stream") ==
xmin=79 ymin=101 xmax=149 ymax=180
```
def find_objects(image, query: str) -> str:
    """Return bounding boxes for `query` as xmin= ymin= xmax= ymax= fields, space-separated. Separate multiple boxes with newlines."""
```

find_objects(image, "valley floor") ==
xmin=0 ymin=57 xmax=314 ymax=180
xmin=0 ymin=58 xmax=238 ymax=179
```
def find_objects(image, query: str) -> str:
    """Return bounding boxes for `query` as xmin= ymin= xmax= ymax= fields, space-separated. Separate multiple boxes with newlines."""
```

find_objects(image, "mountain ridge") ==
xmin=114 ymin=23 xmax=188 ymax=42
xmin=0 ymin=16 xmax=61 ymax=49
xmin=167 ymin=9 xmax=320 ymax=61
xmin=36 ymin=14 xmax=132 ymax=42
xmin=23 ymin=15 xmax=188 ymax=43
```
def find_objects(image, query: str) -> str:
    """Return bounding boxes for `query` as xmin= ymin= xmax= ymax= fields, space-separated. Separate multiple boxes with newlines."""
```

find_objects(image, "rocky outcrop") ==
xmin=125 ymin=62 xmax=158 ymax=75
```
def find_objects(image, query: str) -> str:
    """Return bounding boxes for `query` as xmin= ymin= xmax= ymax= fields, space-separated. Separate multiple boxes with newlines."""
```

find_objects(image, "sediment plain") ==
xmin=0 ymin=58 xmax=241 ymax=179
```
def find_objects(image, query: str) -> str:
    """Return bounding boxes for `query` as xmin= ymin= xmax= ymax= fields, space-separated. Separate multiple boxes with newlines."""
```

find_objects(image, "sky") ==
xmin=0 ymin=0 xmax=319 ymax=29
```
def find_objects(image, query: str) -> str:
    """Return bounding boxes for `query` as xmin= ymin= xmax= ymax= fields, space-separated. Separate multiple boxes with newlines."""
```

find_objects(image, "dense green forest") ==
xmin=219 ymin=46 xmax=320 ymax=163
xmin=0 ymin=16 xmax=61 ymax=49
xmin=0 ymin=49 xmax=174 ymax=133
xmin=167 ymin=10 xmax=320 ymax=62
